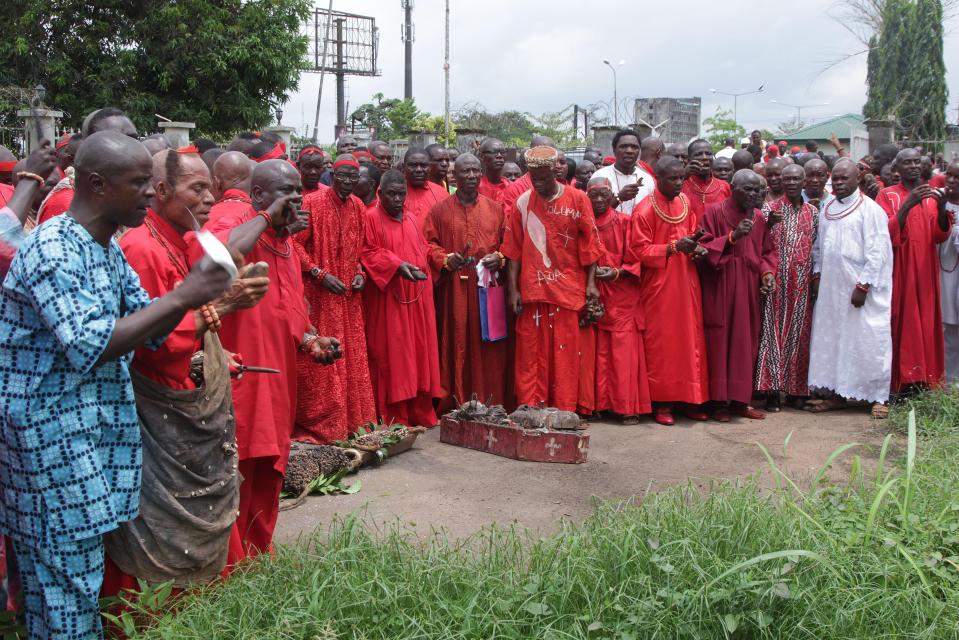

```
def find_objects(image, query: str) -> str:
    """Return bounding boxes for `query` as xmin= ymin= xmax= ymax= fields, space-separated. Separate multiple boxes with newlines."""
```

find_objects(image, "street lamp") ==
xmin=602 ymin=59 xmax=625 ymax=126
xmin=709 ymin=85 xmax=764 ymax=123
xmin=769 ymin=99 xmax=829 ymax=129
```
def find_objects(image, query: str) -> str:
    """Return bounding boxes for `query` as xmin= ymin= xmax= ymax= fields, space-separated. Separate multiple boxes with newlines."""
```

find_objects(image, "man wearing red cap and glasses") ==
xmin=293 ymin=155 xmax=376 ymax=443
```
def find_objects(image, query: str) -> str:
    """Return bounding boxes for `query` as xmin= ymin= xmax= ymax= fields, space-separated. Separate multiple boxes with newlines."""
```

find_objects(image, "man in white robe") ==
xmin=807 ymin=159 xmax=893 ymax=416
xmin=938 ymin=160 xmax=959 ymax=382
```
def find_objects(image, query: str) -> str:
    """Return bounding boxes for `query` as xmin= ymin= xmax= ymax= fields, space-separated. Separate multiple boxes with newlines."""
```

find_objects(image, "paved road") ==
xmin=275 ymin=407 xmax=889 ymax=542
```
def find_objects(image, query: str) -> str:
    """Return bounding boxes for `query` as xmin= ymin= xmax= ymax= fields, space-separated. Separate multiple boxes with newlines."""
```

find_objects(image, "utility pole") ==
xmin=573 ymin=104 xmax=579 ymax=139
xmin=335 ymin=17 xmax=346 ymax=137
xmin=402 ymin=0 xmax=414 ymax=101
xmin=311 ymin=0 xmax=334 ymax=142
xmin=444 ymin=0 xmax=450 ymax=144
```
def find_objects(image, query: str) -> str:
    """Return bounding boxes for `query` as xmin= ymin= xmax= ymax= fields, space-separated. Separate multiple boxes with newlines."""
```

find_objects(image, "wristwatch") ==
xmin=310 ymin=266 xmax=322 ymax=278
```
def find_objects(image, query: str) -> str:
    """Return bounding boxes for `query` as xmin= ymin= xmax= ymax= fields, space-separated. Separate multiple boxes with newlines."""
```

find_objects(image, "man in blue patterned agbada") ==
xmin=0 ymin=131 xmax=233 ymax=639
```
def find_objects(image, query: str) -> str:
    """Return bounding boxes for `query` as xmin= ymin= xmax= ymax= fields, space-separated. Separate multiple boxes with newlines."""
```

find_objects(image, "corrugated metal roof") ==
xmin=780 ymin=113 xmax=866 ymax=141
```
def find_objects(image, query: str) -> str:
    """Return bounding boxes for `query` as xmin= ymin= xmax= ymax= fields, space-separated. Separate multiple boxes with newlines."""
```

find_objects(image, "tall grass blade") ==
xmin=875 ymin=433 xmax=893 ymax=485
xmin=863 ymin=477 xmax=899 ymax=544
xmin=895 ymin=542 xmax=933 ymax=597
xmin=901 ymin=410 xmax=917 ymax=523
xmin=811 ymin=442 xmax=861 ymax=490
xmin=755 ymin=441 xmax=806 ymax=499
xmin=701 ymin=549 xmax=832 ymax=594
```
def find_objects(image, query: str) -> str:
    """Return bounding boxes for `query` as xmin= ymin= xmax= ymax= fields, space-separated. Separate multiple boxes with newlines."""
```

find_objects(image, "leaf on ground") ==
xmin=722 ymin=613 xmax=740 ymax=633
xmin=523 ymin=601 xmax=551 ymax=616
xmin=770 ymin=582 xmax=791 ymax=599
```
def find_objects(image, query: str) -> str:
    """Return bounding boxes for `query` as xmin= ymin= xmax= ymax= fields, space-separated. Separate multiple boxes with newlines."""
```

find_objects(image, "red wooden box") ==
xmin=439 ymin=417 xmax=589 ymax=464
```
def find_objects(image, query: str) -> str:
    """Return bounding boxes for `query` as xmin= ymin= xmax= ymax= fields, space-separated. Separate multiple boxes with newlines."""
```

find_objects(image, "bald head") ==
xmin=640 ymin=137 xmax=665 ymax=165
xmin=655 ymin=155 xmax=683 ymax=176
xmin=731 ymin=149 xmax=754 ymax=173
xmin=251 ymin=159 xmax=301 ymax=192
xmin=531 ymin=135 xmax=555 ymax=148
xmin=454 ymin=152 xmax=481 ymax=171
xmin=213 ymin=151 xmax=255 ymax=196
xmin=73 ymin=131 xmax=155 ymax=227
xmin=143 ymin=136 xmax=171 ymax=156
xmin=202 ymin=147 xmax=227 ymax=173
xmin=76 ymin=131 xmax=150 ymax=180
xmin=664 ymin=143 xmax=688 ymax=165
xmin=0 ymin=146 xmax=15 ymax=162
xmin=830 ymin=158 xmax=860 ymax=200
xmin=731 ymin=169 xmax=761 ymax=189
xmin=82 ymin=107 xmax=138 ymax=138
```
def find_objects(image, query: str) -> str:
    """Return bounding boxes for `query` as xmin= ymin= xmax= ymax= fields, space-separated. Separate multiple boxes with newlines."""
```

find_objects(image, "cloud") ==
xmin=285 ymin=0 xmax=958 ymax=143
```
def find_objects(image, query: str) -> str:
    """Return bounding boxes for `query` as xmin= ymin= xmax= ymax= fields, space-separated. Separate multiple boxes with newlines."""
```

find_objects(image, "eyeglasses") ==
xmin=333 ymin=172 xmax=359 ymax=182
xmin=481 ymin=149 xmax=506 ymax=157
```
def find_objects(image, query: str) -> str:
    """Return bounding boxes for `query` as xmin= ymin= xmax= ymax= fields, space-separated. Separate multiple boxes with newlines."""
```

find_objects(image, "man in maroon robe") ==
xmin=293 ymin=156 xmax=376 ymax=444
xmin=362 ymin=170 xmax=442 ymax=427
xmin=478 ymin=138 xmax=509 ymax=205
xmin=424 ymin=154 xmax=508 ymax=411
xmin=876 ymin=148 xmax=953 ymax=392
xmin=588 ymin=177 xmax=651 ymax=422
xmin=403 ymin=147 xmax=448 ymax=232
xmin=699 ymin=169 xmax=777 ymax=422
xmin=682 ymin=139 xmax=731 ymax=224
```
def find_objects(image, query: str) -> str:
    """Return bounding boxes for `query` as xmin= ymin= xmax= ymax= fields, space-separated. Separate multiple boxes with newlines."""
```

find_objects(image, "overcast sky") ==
xmin=284 ymin=0 xmax=959 ymax=143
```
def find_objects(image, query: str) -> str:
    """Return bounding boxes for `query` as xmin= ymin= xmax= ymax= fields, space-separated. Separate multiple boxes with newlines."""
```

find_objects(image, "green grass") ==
xmin=125 ymin=393 xmax=959 ymax=640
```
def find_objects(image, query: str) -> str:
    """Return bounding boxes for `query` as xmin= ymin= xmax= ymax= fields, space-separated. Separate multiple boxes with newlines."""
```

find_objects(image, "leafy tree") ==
xmin=776 ymin=118 xmax=808 ymax=135
xmin=909 ymin=0 xmax=947 ymax=141
xmin=702 ymin=108 xmax=746 ymax=150
xmin=351 ymin=94 xmax=423 ymax=141
xmin=862 ymin=0 xmax=948 ymax=143
xmin=453 ymin=103 xmax=538 ymax=148
xmin=0 ymin=0 xmax=310 ymax=137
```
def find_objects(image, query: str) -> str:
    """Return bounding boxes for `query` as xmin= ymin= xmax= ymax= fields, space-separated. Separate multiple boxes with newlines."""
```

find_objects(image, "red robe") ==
xmin=876 ymin=184 xmax=951 ymax=390
xmin=500 ymin=185 xmax=604 ymax=411
xmin=423 ymin=193 xmax=508 ymax=412
xmin=121 ymin=210 xmax=199 ymax=389
xmin=626 ymin=192 xmax=708 ymax=404
xmin=0 ymin=183 xmax=11 ymax=207
xmin=37 ymin=185 xmax=74 ymax=224
xmin=478 ymin=176 xmax=509 ymax=205
xmin=293 ymin=188 xmax=376 ymax=443
xmin=202 ymin=193 xmax=311 ymax=555
xmin=595 ymin=209 xmax=651 ymax=415
xmin=106 ymin=209 xmax=244 ymax=595
xmin=682 ymin=175 xmax=732 ymax=226
xmin=361 ymin=203 xmax=442 ymax=427
xmin=404 ymin=180 xmax=448 ymax=233
xmin=699 ymin=197 xmax=778 ymax=404
xmin=500 ymin=174 xmax=533 ymax=215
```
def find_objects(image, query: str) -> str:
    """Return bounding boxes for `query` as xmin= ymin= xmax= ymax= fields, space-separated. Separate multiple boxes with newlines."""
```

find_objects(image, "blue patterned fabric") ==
xmin=0 ymin=213 xmax=158 ymax=545
xmin=13 ymin=536 xmax=103 ymax=639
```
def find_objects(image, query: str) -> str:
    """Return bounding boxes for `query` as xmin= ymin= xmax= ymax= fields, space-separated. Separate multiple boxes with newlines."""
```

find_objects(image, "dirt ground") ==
xmin=275 ymin=407 xmax=891 ymax=543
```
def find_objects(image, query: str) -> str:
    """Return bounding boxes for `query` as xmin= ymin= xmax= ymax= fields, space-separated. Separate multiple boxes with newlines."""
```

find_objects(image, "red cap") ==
xmin=766 ymin=145 xmax=779 ymax=154
xmin=602 ymin=155 xmax=615 ymax=166
xmin=778 ymin=140 xmax=787 ymax=146
xmin=176 ymin=144 xmax=199 ymax=154
xmin=333 ymin=157 xmax=360 ymax=170
xmin=253 ymin=142 xmax=285 ymax=162
xmin=55 ymin=135 xmax=72 ymax=150
xmin=298 ymin=146 xmax=324 ymax=160
xmin=790 ymin=146 xmax=801 ymax=153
